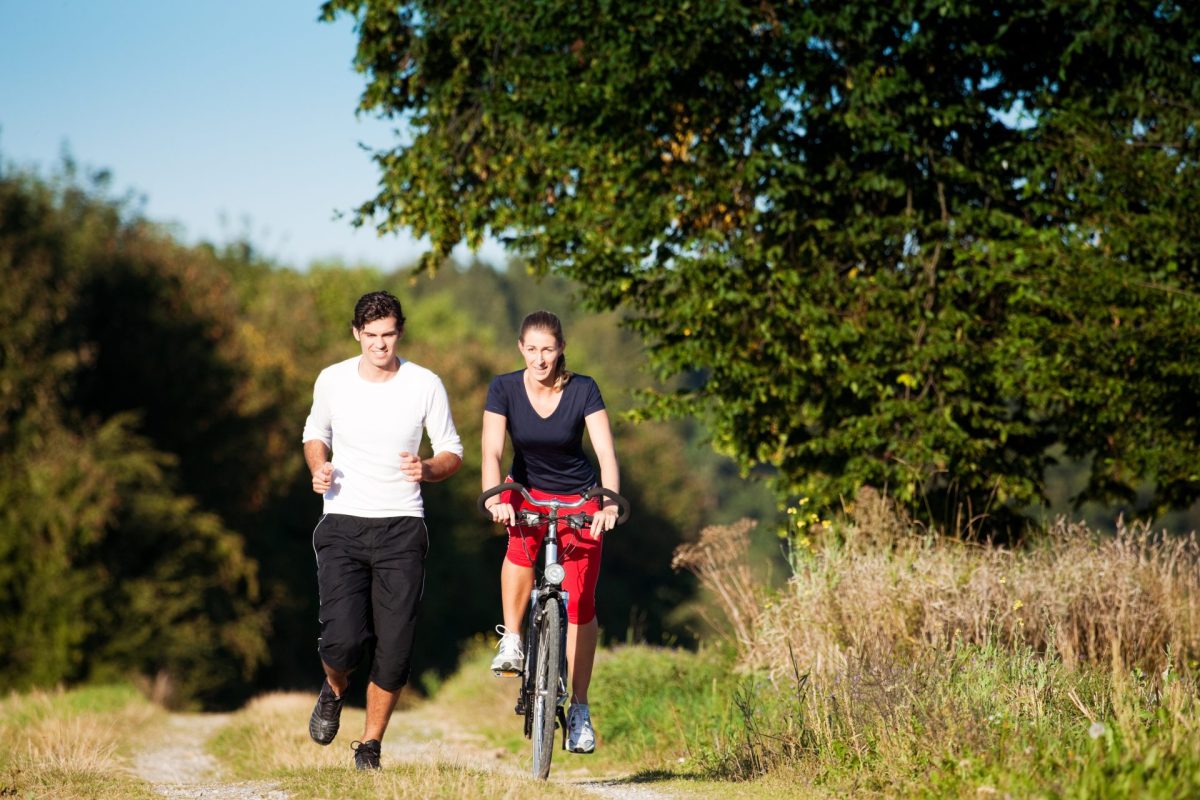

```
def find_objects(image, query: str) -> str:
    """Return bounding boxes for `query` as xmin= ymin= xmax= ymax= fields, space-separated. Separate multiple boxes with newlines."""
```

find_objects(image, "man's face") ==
xmin=353 ymin=316 xmax=402 ymax=369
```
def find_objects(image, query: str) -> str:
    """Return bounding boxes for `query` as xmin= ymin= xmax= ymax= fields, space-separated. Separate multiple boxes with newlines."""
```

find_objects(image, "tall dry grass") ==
xmin=672 ymin=518 xmax=764 ymax=649
xmin=674 ymin=489 xmax=1200 ymax=790
xmin=681 ymin=488 xmax=1200 ymax=683
xmin=0 ymin=685 xmax=162 ymax=799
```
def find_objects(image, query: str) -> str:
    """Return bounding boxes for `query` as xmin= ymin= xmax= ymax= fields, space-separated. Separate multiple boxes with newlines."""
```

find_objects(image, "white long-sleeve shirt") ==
xmin=301 ymin=356 xmax=463 ymax=518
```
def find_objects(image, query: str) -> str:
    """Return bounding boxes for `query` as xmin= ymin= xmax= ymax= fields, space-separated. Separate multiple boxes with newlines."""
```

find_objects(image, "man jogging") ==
xmin=302 ymin=290 xmax=463 ymax=770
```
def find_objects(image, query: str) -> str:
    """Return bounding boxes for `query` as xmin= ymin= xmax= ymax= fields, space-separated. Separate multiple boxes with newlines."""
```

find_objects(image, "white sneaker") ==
xmin=490 ymin=625 xmax=523 ymax=676
xmin=566 ymin=703 xmax=595 ymax=753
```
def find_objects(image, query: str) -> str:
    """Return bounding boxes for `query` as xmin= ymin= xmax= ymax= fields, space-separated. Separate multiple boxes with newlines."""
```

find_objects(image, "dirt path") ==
xmin=131 ymin=714 xmax=287 ymax=800
xmin=132 ymin=699 xmax=672 ymax=799
xmin=378 ymin=702 xmax=674 ymax=798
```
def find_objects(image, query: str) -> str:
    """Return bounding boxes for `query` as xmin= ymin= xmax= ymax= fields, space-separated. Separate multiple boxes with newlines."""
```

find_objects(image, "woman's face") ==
xmin=519 ymin=328 xmax=562 ymax=382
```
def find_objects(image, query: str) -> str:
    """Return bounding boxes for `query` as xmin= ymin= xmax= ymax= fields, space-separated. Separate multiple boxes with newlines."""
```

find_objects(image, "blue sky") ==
xmin=0 ymin=0 xmax=503 ymax=269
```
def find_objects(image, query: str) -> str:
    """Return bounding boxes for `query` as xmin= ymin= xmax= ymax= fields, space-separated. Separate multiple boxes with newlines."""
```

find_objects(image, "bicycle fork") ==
xmin=515 ymin=588 xmax=569 ymax=735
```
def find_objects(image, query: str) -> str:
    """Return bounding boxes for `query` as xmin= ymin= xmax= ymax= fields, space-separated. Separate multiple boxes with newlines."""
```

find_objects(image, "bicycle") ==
xmin=477 ymin=482 xmax=631 ymax=780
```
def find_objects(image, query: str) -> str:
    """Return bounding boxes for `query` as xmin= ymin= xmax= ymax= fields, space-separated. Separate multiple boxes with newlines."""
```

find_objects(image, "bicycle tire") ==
xmin=530 ymin=599 xmax=562 ymax=779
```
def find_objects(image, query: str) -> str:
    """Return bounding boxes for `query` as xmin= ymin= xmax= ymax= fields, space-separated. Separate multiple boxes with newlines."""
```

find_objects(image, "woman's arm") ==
xmin=481 ymin=410 xmax=515 ymax=525
xmin=584 ymin=408 xmax=621 ymax=535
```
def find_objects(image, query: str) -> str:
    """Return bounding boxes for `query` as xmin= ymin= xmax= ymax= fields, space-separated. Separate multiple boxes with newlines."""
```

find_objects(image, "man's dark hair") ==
xmin=352 ymin=291 xmax=406 ymax=331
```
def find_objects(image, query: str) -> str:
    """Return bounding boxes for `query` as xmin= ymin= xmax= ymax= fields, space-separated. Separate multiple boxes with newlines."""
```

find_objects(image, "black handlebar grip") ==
xmin=477 ymin=482 xmax=526 ymax=517
xmin=586 ymin=487 xmax=632 ymax=524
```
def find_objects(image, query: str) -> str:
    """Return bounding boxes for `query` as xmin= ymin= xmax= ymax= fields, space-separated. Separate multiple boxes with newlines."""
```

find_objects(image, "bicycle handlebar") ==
xmin=477 ymin=482 xmax=631 ymax=525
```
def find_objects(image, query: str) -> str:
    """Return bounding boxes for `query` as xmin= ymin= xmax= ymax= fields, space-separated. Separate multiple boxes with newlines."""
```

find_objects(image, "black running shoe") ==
xmin=352 ymin=739 xmax=381 ymax=770
xmin=308 ymin=681 xmax=343 ymax=745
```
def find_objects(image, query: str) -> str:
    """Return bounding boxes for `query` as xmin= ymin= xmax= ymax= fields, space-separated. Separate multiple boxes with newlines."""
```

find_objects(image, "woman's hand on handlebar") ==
xmin=589 ymin=505 xmax=619 ymax=539
xmin=485 ymin=497 xmax=516 ymax=527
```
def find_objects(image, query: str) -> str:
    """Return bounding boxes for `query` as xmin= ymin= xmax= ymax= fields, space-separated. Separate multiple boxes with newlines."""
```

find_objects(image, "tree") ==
xmin=0 ymin=165 xmax=269 ymax=707
xmin=324 ymin=0 xmax=1200 ymax=524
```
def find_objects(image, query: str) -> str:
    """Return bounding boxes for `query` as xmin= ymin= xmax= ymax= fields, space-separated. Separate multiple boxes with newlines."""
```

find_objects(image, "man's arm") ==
xmin=399 ymin=449 xmax=462 ymax=483
xmin=304 ymin=439 xmax=334 ymax=495
xmin=422 ymin=451 xmax=463 ymax=482
xmin=302 ymin=369 xmax=335 ymax=495
xmin=408 ymin=374 xmax=463 ymax=483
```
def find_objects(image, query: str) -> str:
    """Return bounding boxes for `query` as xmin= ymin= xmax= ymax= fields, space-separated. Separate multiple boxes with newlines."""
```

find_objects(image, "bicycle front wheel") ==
xmin=530 ymin=599 xmax=562 ymax=780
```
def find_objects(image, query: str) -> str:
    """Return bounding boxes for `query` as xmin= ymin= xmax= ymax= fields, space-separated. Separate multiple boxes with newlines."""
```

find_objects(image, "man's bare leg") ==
xmin=310 ymin=661 xmax=349 ymax=747
xmin=322 ymin=662 xmax=350 ymax=697
xmin=363 ymin=681 xmax=400 ymax=742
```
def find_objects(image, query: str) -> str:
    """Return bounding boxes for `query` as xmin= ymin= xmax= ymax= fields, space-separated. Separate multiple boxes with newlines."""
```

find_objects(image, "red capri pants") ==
xmin=503 ymin=485 xmax=603 ymax=625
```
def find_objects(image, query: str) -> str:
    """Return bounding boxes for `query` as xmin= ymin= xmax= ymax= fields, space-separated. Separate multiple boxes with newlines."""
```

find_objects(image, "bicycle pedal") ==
xmin=493 ymin=668 xmax=522 ymax=677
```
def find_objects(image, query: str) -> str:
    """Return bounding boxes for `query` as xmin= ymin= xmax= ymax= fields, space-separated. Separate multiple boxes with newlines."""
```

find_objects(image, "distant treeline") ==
xmin=0 ymin=164 xmax=775 ymax=708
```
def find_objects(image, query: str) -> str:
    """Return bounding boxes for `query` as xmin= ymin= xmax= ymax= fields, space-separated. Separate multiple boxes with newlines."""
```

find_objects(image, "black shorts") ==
xmin=312 ymin=513 xmax=429 ymax=692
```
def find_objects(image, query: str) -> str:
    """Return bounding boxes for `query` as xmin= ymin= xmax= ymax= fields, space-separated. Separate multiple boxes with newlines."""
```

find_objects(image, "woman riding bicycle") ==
xmin=481 ymin=310 xmax=621 ymax=754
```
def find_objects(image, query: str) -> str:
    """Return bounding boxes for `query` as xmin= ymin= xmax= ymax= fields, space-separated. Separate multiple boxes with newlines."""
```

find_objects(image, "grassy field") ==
xmin=8 ymin=637 xmax=1196 ymax=798
xmin=204 ymin=640 xmax=797 ymax=797
xmin=208 ymin=681 xmax=596 ymax=799
xmin=0 ymin=684 xmax=163 ymax=799
xmin=670 ymin=488 xmax=1200 ymax=798
xmin=6 ymin=490 xmax=1199 ymax=799
xmin=420 ymin=638 xmax=741 ymax=776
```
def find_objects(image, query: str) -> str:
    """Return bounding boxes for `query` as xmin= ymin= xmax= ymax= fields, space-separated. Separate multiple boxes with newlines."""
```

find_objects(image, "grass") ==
xmin=696 ymin=639 xmax=1200 ymax=798
xmin=423 ymin=635 xmax=737 ymax=760
xmin=0 ymin=683 xmax=162 ymax=799
xmin=12 ymin=486 xmax=1198 ymax=799
xmin=415 ymin=636 xmax=840 ymax=797
xmin=208 ymin=687 xmax=593 ymax=799
xmin=422 ymin=636 xmax=747 ymax=774
xmin=205 ymin=640 xmax=775 ymax=798
xmin=589 ymin=642 xmax=741 ymax=766
xmin=673 ymin=488 xmax=1200 ymax=798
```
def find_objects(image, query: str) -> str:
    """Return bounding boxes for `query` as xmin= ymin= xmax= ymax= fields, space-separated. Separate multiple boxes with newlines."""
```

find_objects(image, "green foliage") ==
xmin=0 ymin=158 xmax=778 ymax=706
xmin=590 ymin=644 xmax=740 ymax=765
xmin=326 ymin=0 xmax=1200 ymax=526
xmin=0 ymin=165 xmax=269 ymax=707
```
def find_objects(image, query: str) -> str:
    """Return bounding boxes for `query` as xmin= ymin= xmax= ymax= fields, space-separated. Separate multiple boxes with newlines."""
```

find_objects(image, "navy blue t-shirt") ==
xmin=485 ymin=371 xmax=606 ymax=493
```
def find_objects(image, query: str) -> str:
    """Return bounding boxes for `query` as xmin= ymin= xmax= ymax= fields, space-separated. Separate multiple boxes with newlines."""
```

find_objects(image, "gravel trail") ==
xmin=378 ymin=701 xmax=675 ymax=799
xmin=131 ymin=701 xmax=672 ymax=799
xmin=131 ymin=714 xmax=287 ymax=800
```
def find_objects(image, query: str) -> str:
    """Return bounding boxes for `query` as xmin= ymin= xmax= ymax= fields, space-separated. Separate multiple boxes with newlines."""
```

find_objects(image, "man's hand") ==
xmin=399 ymin=451 xmax=424 ymax=482
xmin=312 ymin=462 xmax=334 ymax=495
